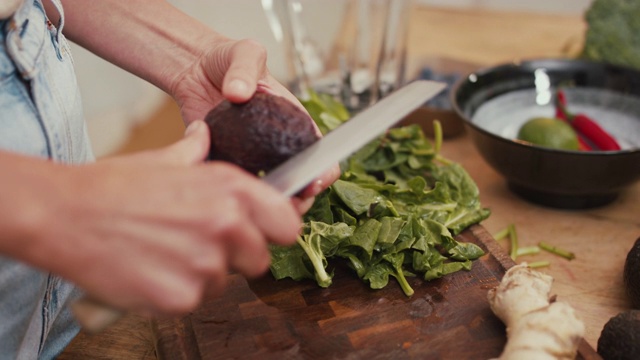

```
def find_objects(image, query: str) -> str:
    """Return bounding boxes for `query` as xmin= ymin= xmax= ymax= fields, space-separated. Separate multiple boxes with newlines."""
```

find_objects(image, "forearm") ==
xmin=51 ymin=0 xmax=226 ymax=94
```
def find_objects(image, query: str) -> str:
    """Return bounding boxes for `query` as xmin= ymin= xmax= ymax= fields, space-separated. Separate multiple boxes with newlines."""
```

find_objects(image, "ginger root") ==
xmin=488 ymin=264 xmax=585 ymax=360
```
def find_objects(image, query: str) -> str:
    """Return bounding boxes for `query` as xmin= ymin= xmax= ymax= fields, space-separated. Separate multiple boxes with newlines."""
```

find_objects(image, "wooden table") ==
xmin=59 ymin=5 xmax=639 ymax=359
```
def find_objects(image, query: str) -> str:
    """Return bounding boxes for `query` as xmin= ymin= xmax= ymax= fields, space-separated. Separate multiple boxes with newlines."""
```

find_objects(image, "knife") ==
xmin=264 ymin=79 xmax=446 ymax=196
xmin=72 ymin=79 xmax=446 ymax=333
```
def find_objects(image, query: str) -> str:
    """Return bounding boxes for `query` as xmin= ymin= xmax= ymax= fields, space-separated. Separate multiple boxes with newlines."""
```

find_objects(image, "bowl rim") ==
xmin=449 ymin=57 xmax=640 ymax=156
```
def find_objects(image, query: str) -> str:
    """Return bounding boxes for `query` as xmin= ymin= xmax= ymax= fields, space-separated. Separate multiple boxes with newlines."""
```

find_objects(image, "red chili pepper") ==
xmin=554 ymin=92 xmax=592 ymax=151
xmin=556 ymin=89 xmax=568 ymax=108
xmin=576 ymin=133 xmax=593 ymax=151
xmin=555 ymin=90 xmax=621 ymax=151
xmin=569 ymin=113 xmax=621 ymax=151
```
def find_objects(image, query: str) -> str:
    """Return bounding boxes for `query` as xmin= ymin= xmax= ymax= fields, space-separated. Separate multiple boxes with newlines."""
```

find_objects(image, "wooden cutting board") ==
xmin=151 ymin=224 xmax=600 ymax=359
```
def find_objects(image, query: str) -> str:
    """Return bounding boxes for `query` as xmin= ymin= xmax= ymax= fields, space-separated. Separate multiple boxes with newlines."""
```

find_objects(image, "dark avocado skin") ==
xmin=624 ymin=238 xmax=640 ymax=309
xmin=205 ymin=93 xmax=320 ymax=175
xmin=597 ymin=310 xmax=640 ymax=360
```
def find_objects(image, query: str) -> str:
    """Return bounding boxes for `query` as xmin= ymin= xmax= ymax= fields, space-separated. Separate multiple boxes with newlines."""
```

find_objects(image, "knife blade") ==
xmin=263 ymin=80 xmax=446 ymax=196
xmin=72 ymin=79 xmax=446 ymax=333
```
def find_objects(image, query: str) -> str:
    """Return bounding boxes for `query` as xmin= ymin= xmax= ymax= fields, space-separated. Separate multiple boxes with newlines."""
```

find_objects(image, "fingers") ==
xmin=257 ymin=77 xmax=306 ymax=113
xmin=232 ymin=170 xmax=301 ymax=247
xmin=194 ymin=163 xmax=300 ymax=278
xmin=297 ymin=163 xmax=342 ymax=199
xmin=204 ymin=181 xmax=295 ymax=279
xmin=291 ymin=196 xmax=315 ymax=215
xmin=151 ymin=120 xmax=210 ymax=166
xmin=212 ymin=39 xmax=268 ymax=103
xmin=223 ymin=219 xmax=271 ymax=278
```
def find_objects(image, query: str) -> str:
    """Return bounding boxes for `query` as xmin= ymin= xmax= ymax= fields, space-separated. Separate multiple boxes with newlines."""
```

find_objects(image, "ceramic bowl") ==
xmin=451 ymin=58 xmax=640 ymax=209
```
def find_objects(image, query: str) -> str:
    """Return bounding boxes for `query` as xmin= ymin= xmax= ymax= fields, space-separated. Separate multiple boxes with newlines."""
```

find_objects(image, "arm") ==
xmin=48 ymin=0 xmax=217 ymax=96
xmin=47 ymin=0 xmax=340 ymax=197
xmin=0 ymin=122 xmax=302 ymax=313
xmin=46 ymin=0 xmax=295 ymax=122
xmin=0 ymin=1 xmax=337 ymax=316
xmin=0 ymin=0 xmax=21 ymax=19
xmin=0 ymin=152 xmax=57 ymax=263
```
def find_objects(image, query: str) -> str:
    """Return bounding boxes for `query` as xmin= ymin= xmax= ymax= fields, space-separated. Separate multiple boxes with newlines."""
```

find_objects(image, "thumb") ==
xmin=203 ymin=39 xmax=266 ymax=103
xmin=154 ymin=120 xmax=211 ymax=166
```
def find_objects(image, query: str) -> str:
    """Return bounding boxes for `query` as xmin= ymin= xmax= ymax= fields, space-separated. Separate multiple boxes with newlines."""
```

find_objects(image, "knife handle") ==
xmin=72 ymin=297 xmax=124 ymax=334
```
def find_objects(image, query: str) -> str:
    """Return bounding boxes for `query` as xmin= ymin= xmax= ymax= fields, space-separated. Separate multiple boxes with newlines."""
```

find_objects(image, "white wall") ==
xmin=71 ymin=44 xmax=165 ymax=157
xmin=74 ymin=0 xmax=593 ymax=157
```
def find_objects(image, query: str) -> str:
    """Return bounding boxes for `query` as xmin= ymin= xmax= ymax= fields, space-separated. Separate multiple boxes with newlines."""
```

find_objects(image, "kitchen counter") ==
xmin=59 ymin=5 xmax=639 ymax=359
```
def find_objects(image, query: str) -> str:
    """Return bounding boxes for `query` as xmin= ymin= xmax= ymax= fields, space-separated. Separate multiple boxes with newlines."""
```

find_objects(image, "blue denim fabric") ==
xmin=1 ymin=0 xmax=94 ymax=358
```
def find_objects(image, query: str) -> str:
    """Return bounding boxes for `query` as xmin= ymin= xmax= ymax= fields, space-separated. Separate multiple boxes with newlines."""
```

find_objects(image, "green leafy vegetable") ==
xmin=448 ymin=242 xmax=486 ymax=261
xmin=580 ymin=0 xmax=640 ymax=70
xmin=269 ymin=94 xmax=490 ymax=296
xmin=275 ymin=221 xmax=355 ymax=288
xmin=365 ymin=252 xmax=415 ymax=297
xmin=298 ymin=89 xmax=350 ymax=134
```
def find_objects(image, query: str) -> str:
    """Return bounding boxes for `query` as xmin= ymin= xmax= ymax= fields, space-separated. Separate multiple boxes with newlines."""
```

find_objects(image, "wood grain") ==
xmin=405 ymin=6 xmax=587 ymax=71
xmin=151 ymin=225 xmax=599 ymax=360
xmin=437 ymin=134 xmax=640 ymax=349
xmin=57 ymin=314 xmax=156 ymax=360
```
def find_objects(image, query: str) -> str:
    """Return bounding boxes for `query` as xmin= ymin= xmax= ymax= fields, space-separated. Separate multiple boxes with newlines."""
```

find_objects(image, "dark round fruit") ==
xmin=597 ymin=310 xmax=640 ymax=360
xmin=204 ymin=93 xmax=320 ymax=175
xmin=624 ymin=237 xmax=640 ymax=309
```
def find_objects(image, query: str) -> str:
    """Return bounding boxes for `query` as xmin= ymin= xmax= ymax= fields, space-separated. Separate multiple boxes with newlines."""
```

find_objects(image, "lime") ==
xmin=517 ymin=117 xmax=580 ymax=150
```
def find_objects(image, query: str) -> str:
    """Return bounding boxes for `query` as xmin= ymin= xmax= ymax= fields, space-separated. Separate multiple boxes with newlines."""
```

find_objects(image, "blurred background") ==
xmin=72 ymin=0 xmax=593 ymax=158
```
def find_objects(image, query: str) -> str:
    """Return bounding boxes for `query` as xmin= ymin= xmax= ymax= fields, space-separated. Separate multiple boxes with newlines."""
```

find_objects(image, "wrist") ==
xmin=0 ymin=153 xmax=62 ymax=265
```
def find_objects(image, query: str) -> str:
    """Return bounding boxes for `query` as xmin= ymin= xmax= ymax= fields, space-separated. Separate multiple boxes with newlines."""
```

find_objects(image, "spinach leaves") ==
xmin=269 ymin=97 xmax=490 ymax=296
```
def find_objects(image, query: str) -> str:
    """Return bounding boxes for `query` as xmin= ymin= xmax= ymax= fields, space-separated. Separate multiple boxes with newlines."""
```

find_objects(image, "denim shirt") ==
xmin=1 ymin=0 xmax=94 ymax=358
xmin=0 ymin=0 xmax=93 ymax=162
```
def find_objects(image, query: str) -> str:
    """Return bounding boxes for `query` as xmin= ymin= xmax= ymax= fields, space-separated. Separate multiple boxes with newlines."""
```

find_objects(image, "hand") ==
xmin=38 ymin=121 xmax=299 ymax=315
xmin=53 ymin=1 xmax=339 ymax=202
xmin=169 ymin=38 xmax=340 ymax=201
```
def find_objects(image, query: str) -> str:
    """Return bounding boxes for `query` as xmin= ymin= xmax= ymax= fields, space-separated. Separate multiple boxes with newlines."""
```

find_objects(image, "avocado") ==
xmin=624 ymin=237 xmax=640 ymax=309
xmin=204 ymin=93 xmax=320 ymax=175
xmin=597 ymin=310 xmax=640 ymax=360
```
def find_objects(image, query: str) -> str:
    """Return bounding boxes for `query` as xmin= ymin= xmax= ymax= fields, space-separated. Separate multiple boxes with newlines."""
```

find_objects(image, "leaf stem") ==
xmin=516 ymin=245 xmax=540 ymax=257
xmin=527 ymin=260 xmax=551 ymax=269
xmin=433 ymin=119 xmax=443 ymax=155
xmin=493 ymin=227 xmax=510 ymax=241
xmin=296 ymin=236 xmax=332 ymax=287
xmin=508 ymin=224 xmax=518 ymax=260
xmin=538 ymin=241 xmax=576 ymax=260
xmin=392 ymin=270 xmax=415 ymax=297
xmin=433 ymin=120 xmax=455 ymax=166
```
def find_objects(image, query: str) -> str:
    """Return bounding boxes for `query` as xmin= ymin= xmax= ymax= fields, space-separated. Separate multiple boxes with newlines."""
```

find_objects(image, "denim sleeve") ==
xmin=1 ymin=0 xmax=94 ymax=359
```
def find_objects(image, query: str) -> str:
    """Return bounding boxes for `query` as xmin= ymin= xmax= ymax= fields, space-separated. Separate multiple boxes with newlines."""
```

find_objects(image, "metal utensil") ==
xmin=264 ymin=80 xmax=446 ymax=196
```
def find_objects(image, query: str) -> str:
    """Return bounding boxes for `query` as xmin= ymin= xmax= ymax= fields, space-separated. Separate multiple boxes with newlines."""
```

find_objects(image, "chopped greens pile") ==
xmin=269 ymin=91 xmax=490 ymax=296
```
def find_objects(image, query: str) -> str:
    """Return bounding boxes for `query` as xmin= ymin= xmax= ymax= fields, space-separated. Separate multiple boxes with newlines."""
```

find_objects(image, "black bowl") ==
xmin=451 ymin=58 xmax=640 ymax=209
